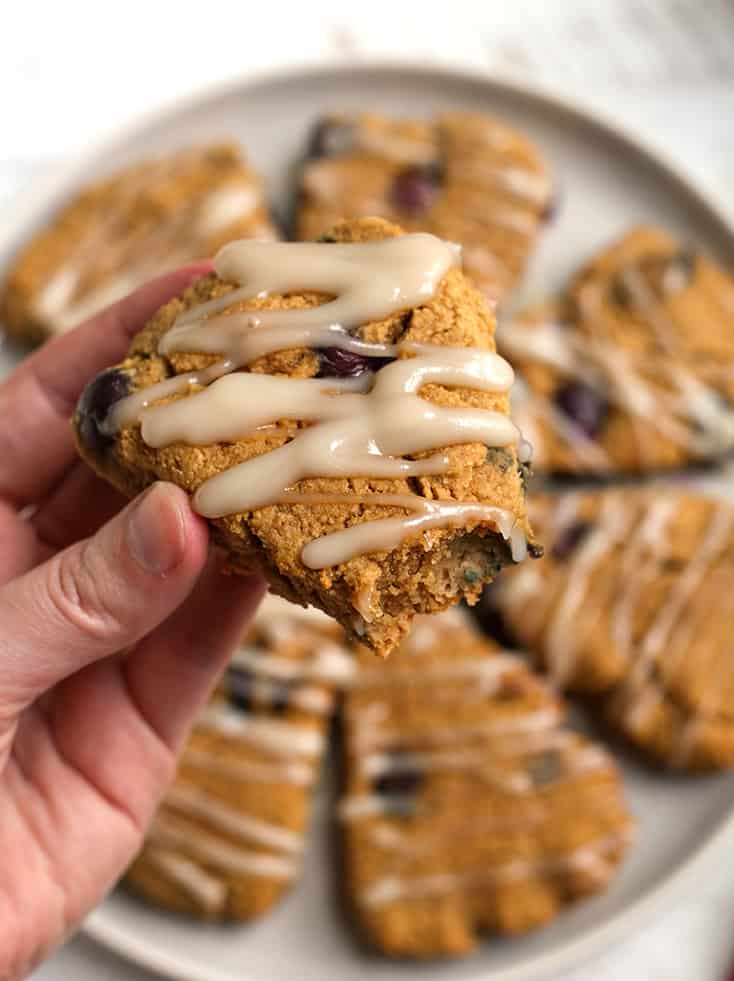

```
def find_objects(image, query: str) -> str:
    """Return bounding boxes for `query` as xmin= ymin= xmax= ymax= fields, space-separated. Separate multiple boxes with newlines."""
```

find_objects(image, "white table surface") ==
xmin=5 ymin=1 xmax=734 ymax=978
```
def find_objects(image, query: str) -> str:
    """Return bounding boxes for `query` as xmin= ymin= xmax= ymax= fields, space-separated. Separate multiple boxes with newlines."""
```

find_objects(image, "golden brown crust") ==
xmin=73 ymin=217 xmax=537 ymax=656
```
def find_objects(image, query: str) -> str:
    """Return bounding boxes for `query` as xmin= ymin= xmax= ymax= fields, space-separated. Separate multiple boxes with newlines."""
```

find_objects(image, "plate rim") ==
xmin=5 ymin=57 xmax=734 ymax=981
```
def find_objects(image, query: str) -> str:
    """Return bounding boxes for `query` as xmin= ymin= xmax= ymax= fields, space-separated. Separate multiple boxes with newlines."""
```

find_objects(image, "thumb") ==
xmin=0 ymin=482 xmax=209 ymax=710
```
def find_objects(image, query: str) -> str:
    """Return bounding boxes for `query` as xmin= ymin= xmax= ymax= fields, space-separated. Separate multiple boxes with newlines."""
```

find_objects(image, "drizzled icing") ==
xmin=360 ymin=833 xmax=630 ymax=909
xmin=145 ymin=849 xmax=227 ymax=914
xmin=197 ymin=702 xmax=325 ymax=757
xmin=106 ymin=233 xmax=529 ymax=568
xmin=501 ymin=491 xmax=734 ymax=765
xmin=148 ymin=813 xmax=297 ymax=880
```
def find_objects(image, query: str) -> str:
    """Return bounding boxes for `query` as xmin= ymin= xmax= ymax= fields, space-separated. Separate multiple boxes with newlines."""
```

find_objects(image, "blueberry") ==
xmin=373 ymin=751 xmax=423 ymax=798
xmin=551 ymin=520 xmax=592 ymax=561
xmin=527 ymin=750 xmax=562 ymax=787
xmin=486 ymin=447 xmax=515 ymax=473
xmin=540 ymin=187 xmax=560 ymax=224
xmin=555 ymin=380 xmax=609 ymax=438
xmin=228 ymin=666 xmax=254 ymax=713
xmin=307 ymin=119 xmax=354 ymax=160
xmin=76 ymin=368 xmax=130 ymax=455
xmin=269 ymin=681 xmax=293 ymax=714
xmin=317 ymin=347 xmax=390 ymax=379
xmin=391 ymin=162 xmax=443 ymax=214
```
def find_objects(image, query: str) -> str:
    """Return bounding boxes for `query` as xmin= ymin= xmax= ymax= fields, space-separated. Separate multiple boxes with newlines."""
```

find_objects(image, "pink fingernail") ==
xmin=128 ymin=483 xmax=187 ymax=575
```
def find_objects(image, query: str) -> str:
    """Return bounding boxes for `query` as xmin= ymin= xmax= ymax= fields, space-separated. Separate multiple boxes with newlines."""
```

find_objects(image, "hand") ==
xmin=0 ymin=268 xmax=265 ymax=979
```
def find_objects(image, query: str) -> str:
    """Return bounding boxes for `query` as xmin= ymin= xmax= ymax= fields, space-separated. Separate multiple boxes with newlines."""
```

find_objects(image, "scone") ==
xmin=126 ymin=594 xmax=354 ymax=920
xmin=339 ymin=611 xmax=632 ymax=958
xmin=1 ymin=142 xmax=278 ymax=345
xmin=73 ymin=216 xmax=539 ymax=657
xmin=483 ymin=488 xmax=734 ymax=769
xmin=500 ymin=226 xmax=734 ymax=475
xmin=296 ymin=111 xmax=552 ymax=305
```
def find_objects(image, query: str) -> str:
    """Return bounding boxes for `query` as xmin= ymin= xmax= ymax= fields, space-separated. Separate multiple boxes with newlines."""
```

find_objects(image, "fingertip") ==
xmin=127 ymin=482 xmax=209 ymax=579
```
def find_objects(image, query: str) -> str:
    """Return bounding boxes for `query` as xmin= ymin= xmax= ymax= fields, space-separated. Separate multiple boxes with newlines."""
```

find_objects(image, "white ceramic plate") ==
xmin=3 ymin=62 xmax=734 ymax=981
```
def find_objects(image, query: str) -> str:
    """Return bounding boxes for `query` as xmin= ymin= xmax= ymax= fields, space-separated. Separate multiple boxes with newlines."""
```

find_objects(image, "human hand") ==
xmin=0 ymin=268 xmax=265 ymax=978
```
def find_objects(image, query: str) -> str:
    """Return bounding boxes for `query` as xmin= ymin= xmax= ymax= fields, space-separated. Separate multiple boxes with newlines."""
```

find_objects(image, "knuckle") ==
xmin=46 ymin=543 xmax=127 ymax=644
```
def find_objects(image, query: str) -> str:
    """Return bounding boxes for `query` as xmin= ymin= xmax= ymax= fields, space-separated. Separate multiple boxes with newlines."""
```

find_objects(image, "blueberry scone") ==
xmin=501 ymin=226 xmax=734 ymax=475
xmin=339 ymin=611 xmax=631 ymax=957
xmin=73 ymin=217 xmax=538 ymax=657
xmin=1 ymin=142 xmax=277 ymax=345
xmin=296 ymin=111 xmax=552 ymax=305
xmin=484 ymin=488 xmax=734 ymax=769
xmin=126 ymin=594 xmax=353 ymax=920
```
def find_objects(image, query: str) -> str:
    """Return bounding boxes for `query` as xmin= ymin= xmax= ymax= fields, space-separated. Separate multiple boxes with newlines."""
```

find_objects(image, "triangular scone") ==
xmin=296 ymin=111 xmax=552 ymax=305
xmin=74 ymin=217 xmax=538 ymax=656
xmin=1 ymin=142 xmax=278 ymax=345
xmin=339 ymin=612 xmax=631 ymax=957
xmin=500 ymin=226 xmax=734 ymax=475
xmin=126 ymin=595 xmax=353 ymax=920
xmin=485 ymin=488 xmax=734 ymax=769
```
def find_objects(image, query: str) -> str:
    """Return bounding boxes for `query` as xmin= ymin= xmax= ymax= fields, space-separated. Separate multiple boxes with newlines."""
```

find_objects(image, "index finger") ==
xmin=0 ymin=262 xmax=212 ymax=508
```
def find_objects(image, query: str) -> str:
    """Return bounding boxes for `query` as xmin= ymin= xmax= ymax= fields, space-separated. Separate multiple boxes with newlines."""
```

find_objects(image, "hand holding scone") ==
xmin=0 ymin=269 xmax=265 ymax=979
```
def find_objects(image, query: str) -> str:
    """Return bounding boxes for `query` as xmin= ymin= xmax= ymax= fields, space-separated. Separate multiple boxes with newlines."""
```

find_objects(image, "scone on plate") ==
xmin=0 ymin=142 xmax=278 ymax=345
xmin=483 ymin=487 xmax=734 ymax=770
xmin=73 ymin=217 xmax=539 ymax=656
xmin=500 ymin=226 xmax=734 ymax=475
xmin=126 ymin=594 xmax=353 ymax=921
xmin=339 ymin=611 xmax=632 ymax=958
xmin=296 ymin=111 xmax=552 ymax=306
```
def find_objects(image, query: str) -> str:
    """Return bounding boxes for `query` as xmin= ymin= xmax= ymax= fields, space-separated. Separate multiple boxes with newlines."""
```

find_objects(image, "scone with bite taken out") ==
xmin=73 ymin=217 xmax=538 ymax=656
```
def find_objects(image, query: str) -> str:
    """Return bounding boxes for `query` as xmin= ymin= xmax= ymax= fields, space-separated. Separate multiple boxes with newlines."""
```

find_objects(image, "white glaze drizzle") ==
xmin=144 ymin=849 xmax=227 ymax=914
xmin=106 ymin=233 xmax=528 ymax=569
xmin=164 ymin=783 xmax=303 ymax=854
xmin=359 ymin=832 xmax=629 ymax=908
xmin=231 ymin=645 xmax=356 ymax=686
xmin=148 ymin=813 xmax=297 ymax=880
xmin=349 ymin=705 xmax=563 ymax=755
xmin=196 ymin=703 xmax=324 ymax=758
xmin=182 ymin=748 xmax=314 ymax=786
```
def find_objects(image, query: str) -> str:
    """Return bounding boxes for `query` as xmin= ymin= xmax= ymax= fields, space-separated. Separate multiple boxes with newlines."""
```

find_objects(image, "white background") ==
xmin=3 ymin=1 xmax=734 ymax=978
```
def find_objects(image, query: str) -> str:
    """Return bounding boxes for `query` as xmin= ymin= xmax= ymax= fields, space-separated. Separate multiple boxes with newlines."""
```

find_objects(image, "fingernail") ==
xmin=127 ymin=483 xmax=187 ymax=575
